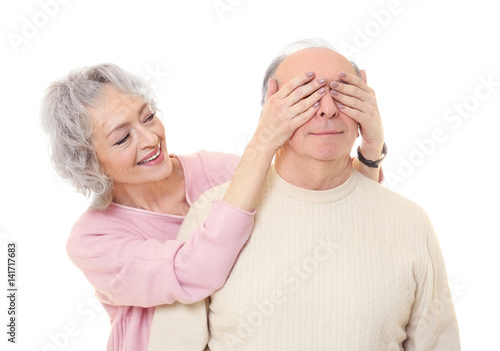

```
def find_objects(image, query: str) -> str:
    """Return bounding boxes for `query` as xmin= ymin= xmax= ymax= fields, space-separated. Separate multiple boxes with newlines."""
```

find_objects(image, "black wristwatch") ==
xmin=357 ymin=143 xmax=387 ymax=168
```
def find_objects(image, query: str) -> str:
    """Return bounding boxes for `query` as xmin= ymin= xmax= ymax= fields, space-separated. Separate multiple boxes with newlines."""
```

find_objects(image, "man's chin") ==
xmin=306 ymin=145 xmax=348 ymax=161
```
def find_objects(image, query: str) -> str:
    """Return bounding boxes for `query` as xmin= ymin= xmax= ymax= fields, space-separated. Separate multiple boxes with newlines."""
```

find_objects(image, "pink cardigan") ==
xmin=66 ymin=151 xmax=254 ymax=351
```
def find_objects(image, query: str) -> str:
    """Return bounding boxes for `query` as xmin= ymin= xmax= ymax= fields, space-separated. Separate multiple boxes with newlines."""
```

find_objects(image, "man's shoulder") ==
xmin=189 ymin=181 xmax=232 ymax=212
xmin=355 ymin=172 xmax=429 ymax=220
xmin=177 ymin=181 xmax=232 ymax=242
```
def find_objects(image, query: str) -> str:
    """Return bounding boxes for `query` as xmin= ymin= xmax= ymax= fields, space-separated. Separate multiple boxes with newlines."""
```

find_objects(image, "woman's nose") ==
xmin=137 ymin=127 xmax=158 ymax=149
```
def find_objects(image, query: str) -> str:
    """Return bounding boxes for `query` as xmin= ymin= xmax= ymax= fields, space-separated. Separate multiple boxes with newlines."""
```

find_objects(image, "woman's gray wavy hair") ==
xmin=40 ymin=63 xmax=157 ymax=209
xmin=261 ymin=38 xmax=361 ymax=105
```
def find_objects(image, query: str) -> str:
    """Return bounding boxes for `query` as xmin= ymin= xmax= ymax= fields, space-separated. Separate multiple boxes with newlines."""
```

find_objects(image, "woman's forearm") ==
xmin=222 ymin=139 xmax=275 ymax=212
xmin=352 ymin=157 xmax=382 ymax=182
xmin=353 ymin=141 xmax=385 ymax=182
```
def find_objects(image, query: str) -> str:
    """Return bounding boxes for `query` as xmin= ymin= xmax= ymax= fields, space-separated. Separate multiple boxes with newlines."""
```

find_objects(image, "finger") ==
xmin=330 ymin=81 xmax=367 ymax=103
xmin=338 ymin=72 xmax=373 ymax=94
xmin=359 ymin=69 xmax=367 ymax=84
xmin=266 ymin=78 xmax=278 ymax=101
xmin=285 ymin=77 xmax=327 ymax=107
xmin=274 ymin=71 xmax=316 ymax=100
xmin=289 ymin=101 xmax=321 ymax=130
xmin=330 ymin=89 xmax=367 ymax=113
xmin=289 ymin=86 xmax=326 ymax=117
xmin=335 ymin=101 xmax=365 ymax=125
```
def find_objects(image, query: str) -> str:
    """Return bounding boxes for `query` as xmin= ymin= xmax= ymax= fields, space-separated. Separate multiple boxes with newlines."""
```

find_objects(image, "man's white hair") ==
xmin=261 ymin=38 xmax=360 ymax=105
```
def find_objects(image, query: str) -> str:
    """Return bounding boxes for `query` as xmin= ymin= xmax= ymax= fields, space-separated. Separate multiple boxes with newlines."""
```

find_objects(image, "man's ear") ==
xmin=359 ymin=69 xmax=367 ymax=84
xmin=265 ymin=78 xmax=278 ymax=102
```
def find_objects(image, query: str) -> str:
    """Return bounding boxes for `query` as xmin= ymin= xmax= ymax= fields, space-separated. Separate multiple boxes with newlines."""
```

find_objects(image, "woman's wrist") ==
xmin=244 ymin=136 xmax=278 ymax=162
xmin=358 ymin=140 xmax=385 ymax=163
xmin=354 ymin=140 xmax=385 ymax=183
xmin=222 ymin=138 xmax=276 ymax=212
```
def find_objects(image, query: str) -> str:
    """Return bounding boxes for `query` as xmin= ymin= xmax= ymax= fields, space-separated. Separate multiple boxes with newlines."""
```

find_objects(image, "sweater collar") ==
xmin=269 ymin=164 xmax=358 ymax=203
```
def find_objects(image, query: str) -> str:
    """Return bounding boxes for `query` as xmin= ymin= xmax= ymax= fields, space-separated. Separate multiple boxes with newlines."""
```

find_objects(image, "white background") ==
xmin=1 ymin=0 xmax=499 ymax=350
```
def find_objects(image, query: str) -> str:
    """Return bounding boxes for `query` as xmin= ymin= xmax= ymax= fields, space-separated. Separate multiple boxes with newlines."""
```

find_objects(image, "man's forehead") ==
xmin=275 ymin=48 xmax=354 ymax=81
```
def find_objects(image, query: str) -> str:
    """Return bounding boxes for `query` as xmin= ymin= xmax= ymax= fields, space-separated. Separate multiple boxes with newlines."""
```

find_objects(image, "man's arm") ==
xmin=403 ymin=220 xmax=461 ymax=350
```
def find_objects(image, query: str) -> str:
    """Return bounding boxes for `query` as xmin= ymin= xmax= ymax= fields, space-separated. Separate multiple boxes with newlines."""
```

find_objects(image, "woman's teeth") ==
xmin=137 ymin=145 xmax=161 ymax=165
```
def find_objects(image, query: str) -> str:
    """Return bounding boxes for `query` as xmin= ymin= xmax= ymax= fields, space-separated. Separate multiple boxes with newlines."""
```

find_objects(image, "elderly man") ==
xmin=150 ymin=42 xmax=460 ymax=351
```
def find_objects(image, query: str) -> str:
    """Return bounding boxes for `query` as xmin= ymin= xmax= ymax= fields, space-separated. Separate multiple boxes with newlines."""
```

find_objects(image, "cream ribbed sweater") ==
xmin=152 ymin=166 xmax=460 ymax=351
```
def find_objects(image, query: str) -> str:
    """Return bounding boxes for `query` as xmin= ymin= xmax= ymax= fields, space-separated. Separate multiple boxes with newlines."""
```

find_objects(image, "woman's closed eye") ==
xmin=144 ymin=111 xmax=157 ymax=123
xmin=113 ymin=112 xmax=156 ymax=146
xmin=115 ymin=133 xmax=130 ymax=146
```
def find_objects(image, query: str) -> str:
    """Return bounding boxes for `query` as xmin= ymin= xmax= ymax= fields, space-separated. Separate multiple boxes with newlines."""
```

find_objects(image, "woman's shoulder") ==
xmin=175 ymin=150 xmax=240 ymax=203
xmin=69 ymin=203 xmax=180 ymax=240
xmin=176 ymin=150 xmax=239 ymax=177
xmin=66 ymin=206 xmax=123 ymax=262
xmin=69 ymin=205 xmax=136 ymax=240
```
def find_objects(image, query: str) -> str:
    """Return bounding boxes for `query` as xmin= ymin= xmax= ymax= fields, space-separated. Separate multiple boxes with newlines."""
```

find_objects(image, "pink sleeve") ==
xmin=180 ymin=151 xmax=240 ymax=203
xmin=67 ymin=201 xmax=254 ymax=307
xmin=197 ymin=150 xmax=239 ymax=185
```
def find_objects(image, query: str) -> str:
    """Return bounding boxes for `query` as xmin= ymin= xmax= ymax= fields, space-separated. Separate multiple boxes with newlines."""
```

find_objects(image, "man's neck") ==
xmin=274 ymin=152 xmax=353 ymax=191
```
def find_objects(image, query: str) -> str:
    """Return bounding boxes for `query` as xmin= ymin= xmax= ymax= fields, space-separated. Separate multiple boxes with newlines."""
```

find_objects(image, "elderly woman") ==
xmin=40 ymin=62 xmax=384 ymax=350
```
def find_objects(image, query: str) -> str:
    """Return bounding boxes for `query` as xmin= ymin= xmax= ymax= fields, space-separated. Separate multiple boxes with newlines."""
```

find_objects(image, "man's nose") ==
xmin=316 ymin=90 xmax=339 ymax=119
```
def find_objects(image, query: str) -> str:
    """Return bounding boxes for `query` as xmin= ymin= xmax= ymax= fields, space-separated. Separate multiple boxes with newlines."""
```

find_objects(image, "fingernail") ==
xmin=337 ymin=103 xmax=345 ymax=110
xmin=331 ymin=90 xmax=339 ymax=96
xmin=306 ymin=71 xmax=314 ymax=78
xmin=313 ymin=102 xmax=320 ymax=108
xmin=317 ymin=78 xmax=326 ymax=85
xmin=340 ymin=72 xmax=347 ymax=78
xmin=318 ymin=88 xmax=326 ymax=95
xmin=330 ymin=81 xmax=339 ymax=88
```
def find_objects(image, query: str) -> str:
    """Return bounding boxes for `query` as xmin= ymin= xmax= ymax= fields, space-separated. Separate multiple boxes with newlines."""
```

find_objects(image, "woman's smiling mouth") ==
xmin=137 ymin=144 xmax=161 ymax=165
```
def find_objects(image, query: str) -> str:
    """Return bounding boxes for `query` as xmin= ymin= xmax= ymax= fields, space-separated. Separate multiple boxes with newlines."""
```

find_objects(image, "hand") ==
xmin=330 ymin=70 xmax=385 ymax=159
xmin=225 ymin=72 xmax=327 ymax=211
xmin=251 ymin=71 xmax=327 ymax=154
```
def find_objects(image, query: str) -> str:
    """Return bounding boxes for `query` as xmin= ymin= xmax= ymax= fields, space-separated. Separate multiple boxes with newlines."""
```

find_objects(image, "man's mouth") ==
xmin=310 ymin=130 xmax=343 ymax=136
xmin=137 ymin=144 xmax=161 ymax=165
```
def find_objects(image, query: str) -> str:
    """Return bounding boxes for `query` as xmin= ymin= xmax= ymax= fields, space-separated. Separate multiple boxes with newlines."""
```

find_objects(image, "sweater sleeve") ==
xmin=67 ymin=200 xmax=254 ymax=308
xmin=403 ymin=219 xmax=461 ymax=350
